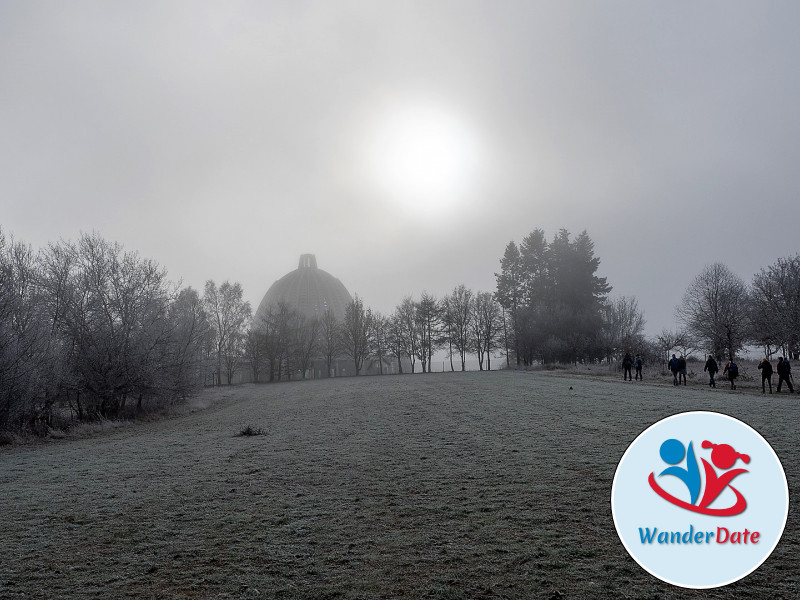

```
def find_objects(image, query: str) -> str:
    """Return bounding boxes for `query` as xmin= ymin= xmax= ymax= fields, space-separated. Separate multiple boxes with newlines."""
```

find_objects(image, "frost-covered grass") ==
xmin=1 ymin=371 xmax=798 ymax=599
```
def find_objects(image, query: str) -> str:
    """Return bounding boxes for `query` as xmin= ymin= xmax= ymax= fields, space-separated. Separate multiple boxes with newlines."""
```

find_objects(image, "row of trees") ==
xmin=244 ymin=287 xmax=507 ymax=381
xmin=2 ymin=226 xmax=644 ymax=436
xmin=214 ymin=247 xmax=800 ymax=381
xmin=669 ymin=259 xmax=800 ymax=362
xmin=241 ymin=227 xmax=651 ymax=380
xmin=4 ymin=223 xmax=797 ymax=432
xmin=0 ymin=229 xmax=250 ymax=433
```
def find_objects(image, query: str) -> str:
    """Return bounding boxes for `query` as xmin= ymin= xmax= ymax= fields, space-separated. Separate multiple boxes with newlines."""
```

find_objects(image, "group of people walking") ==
xmin=621 ymin=353 xmax=644 ymax=381
xmin=700 ymin=354 xmax=793 ymax=393
xmin=756 ymin=356 xmax=795 ymax=394
xmin=668 ymin=354 xmax=689 ymax=386
xmin=702 ymin=355 xmax=738 ymax=389
xmin=625 ymin=352 xmax=796 ymax=393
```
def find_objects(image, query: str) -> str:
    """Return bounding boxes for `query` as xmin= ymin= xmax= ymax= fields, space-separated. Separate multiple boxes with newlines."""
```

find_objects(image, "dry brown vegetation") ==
xmin=1 ymin=370 xmax=798 ymax=599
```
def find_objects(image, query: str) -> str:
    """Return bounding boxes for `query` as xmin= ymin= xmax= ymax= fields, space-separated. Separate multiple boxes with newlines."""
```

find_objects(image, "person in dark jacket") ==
xmin=757 ymin=357 xmax=773 ymax=393
xmin=776 ymin=357 xmax=795 ymax=393
xmin=668 ymin=354 xmax=680 ymax=386
xmin=622 ymin=352 xmax=634 ymax=381
xmin=704 ymin=355 xmax=718 ymax=388
xmin=723 ymin=358 xmax=738 ymax=390
xmin=677 ymin=355 xmax=687 ymax=385
xmin=634 ymin=354 xmax=643 ymax=380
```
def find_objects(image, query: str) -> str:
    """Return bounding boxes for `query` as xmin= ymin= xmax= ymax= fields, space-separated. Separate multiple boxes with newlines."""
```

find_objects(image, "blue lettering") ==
xmin=681 ymin=525 xmax=694 ymax=543
xmin=639 ymin=527 xmax=658 ymax=543
xmin=637 ymin=526 xmax=722 ymax=544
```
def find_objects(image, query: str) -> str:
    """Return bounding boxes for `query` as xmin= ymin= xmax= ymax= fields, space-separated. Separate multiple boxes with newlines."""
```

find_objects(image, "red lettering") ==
xmin=715 ymin=527 xmax=760 ymax=544
xmin=716 ymin=527 xmax=729 ymax=543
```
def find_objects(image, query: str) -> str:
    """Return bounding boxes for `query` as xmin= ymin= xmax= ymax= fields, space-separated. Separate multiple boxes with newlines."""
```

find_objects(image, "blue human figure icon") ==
xmin=658 ymin=439 xmax=701 ymax=505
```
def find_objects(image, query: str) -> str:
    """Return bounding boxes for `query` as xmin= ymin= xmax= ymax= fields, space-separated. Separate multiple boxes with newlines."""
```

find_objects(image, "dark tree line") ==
xmin=0 ymin=229 xmax=249 ymax=435
xmin=495 ymin=228 xmax=619 ymax=365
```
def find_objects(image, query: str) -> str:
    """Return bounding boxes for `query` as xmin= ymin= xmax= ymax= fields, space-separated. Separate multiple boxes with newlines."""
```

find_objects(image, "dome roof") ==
xmin=255 ymin=254 xmax=352 ymax=323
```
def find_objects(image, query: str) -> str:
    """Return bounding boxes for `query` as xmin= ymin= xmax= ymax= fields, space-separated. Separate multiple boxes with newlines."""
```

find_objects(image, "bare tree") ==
xmin=368 ymin=310 xmax=391 ymax=374
xmin=244 ymin=328 xmax=264 ymax=383
xmin=750 ymin=255 xmax=800 ymax=358
xmin=443 ymin=285 xmax=473 ymax=371
xmin=204 ymin=280 xmax=251 ymax=385
xmin=441 ymin=297 xmax=456 ymax=372
xmin=387 ymin=312 xmax=405 ymax=374
xmin=656 ymin=329 xmax=680 ymax=369
xmin=472 ymin=291 xmax=504 ymax=370
xmin=655 ymin=328 xmax=698 ymax=368
xmin=320 ymin=307 xmax=341 ymax=377
xmin=253 ymin=303 xmax=285 ymax=382
xmin=414 ymin=292 xmax=441 ymax=373
xmin=167 ymin=286 xmax=213 ymax=394
xmin=51 ymin=233 xmax=179 ymax=417
xmin=259 ymin=302 xmax=300 ymax=381
xmin=678 ymin=263 xmax=749 ymax=360
xmin=292 ymin=315 xmax=321 ymax=379
xmin=0 ymin=230 xmax=53 ymax=430
xmin=341 ymin=295 xmax=371 ymax=375
xmin=600 ymin=296 xmax=646 ymax=362
xmin=673 ymin=330 xmax=700 ymax=361
xmin=394 ymin=296 xmax=418 ymax=373
xmin=1 ymin=229 xmax=235 ymax=434
xmin=222 ymin=325 xmax=247 ymax=385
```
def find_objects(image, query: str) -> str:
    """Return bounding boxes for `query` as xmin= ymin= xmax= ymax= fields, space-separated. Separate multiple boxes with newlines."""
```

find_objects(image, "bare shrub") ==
xmin=236 ymin=424 xmax=266 ymax=437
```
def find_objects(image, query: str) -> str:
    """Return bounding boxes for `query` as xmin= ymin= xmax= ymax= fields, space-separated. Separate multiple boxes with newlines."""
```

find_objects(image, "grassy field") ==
xmin=1 ymin=370 xmax=798 ymax=599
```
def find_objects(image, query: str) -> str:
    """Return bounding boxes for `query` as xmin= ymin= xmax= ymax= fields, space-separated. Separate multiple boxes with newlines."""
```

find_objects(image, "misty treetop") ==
xmin=495 ymin=228 xmax=615 ymax=365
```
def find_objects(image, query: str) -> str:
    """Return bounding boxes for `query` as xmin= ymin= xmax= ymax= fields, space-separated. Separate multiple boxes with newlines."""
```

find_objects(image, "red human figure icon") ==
xmin=698 ymin=441 xmax=750 ymax=512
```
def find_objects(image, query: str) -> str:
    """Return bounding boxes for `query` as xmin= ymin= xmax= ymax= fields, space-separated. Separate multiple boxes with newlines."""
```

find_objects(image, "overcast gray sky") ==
xmin=2 ymin=1 xmax=799 ymax=336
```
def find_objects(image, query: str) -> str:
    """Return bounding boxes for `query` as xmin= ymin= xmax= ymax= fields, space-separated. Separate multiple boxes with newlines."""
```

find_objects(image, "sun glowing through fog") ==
xmin=360 ymin=101 xmax=481 ymax=214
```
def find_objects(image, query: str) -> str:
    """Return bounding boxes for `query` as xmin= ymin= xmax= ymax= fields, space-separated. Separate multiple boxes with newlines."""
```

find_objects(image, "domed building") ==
xmin=243 ymin=254 xmax=397 ymax=381
xmin=255 ymin=254 xmax=352 ymax=323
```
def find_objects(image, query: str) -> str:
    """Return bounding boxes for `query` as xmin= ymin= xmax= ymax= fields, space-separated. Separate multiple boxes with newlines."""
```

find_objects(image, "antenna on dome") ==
xmin=298 ymin=254 xmax=317 ymax=269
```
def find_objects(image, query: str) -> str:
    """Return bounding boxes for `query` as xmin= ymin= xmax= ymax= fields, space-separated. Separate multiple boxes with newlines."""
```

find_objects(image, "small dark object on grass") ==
xmin=569 ymin=386 xmax=573 ymax=390
xmin=237 ymin=425 xmax=266 ymax=437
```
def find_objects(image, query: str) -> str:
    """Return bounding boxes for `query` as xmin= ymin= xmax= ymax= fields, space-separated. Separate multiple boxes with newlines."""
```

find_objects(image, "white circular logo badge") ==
xmin=611 ymin=411 xmax=789 ymax=588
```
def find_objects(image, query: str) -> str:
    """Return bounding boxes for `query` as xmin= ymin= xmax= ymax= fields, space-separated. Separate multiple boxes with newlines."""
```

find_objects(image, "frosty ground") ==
xmin=1 ymin=370 xmax=798 ymax=599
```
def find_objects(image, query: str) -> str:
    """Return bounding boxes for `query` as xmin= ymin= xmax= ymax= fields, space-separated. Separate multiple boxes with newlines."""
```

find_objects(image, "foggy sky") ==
xmin=2 ymin=1 xmax=799 ymax=337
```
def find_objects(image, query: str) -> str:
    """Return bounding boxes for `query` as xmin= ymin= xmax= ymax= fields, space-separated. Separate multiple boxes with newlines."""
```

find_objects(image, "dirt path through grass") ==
xmin=1 ymin=371 xmax=798 ymax=598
